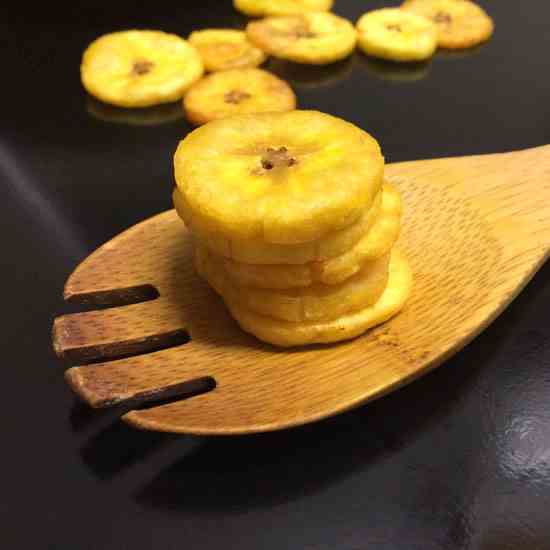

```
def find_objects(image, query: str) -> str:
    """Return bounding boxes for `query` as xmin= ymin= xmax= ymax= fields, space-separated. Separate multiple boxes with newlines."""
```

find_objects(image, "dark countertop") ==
xmin=2 ymin=1 xmax=550 ymax=549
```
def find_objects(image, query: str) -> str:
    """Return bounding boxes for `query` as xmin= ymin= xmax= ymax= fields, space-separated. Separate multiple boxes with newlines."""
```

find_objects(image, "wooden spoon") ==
xmin=52 ymin=145 xmax=550 ymax=435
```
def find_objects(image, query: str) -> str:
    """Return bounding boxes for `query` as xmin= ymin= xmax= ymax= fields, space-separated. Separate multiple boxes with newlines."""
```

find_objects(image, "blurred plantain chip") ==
xmin=357 ymin=8 xmax=438 ymax=62
xmin=247 ymin=12 xmax=357 ymax=65
xmin=183 ymin=68 xmax=296 ymax=125
xmin=401 ymin=0 xmax=494 ymax=49
xmin=81 ymin=30 xmax=204 ymax=107
xmin=189 ymin=29 xmax=266 ymax=71
xmin=234 ymin=0 xmax=333 ymax=17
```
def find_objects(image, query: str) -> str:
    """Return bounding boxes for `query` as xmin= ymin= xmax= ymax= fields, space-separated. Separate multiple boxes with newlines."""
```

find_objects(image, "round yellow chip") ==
xmin=247 ymin=13 xmax=357 ymax=65
xmin=224 ymin=249 xmax=412 ymax=347
xmin=81 ymin=30 xmax=204 ymax=108
xmin=401 ymin=0 xmax=494 ymax=49
xmin=183 ymin=68 xmax=296 ymax=126
xmin=234 ymin=0 xmax=333 ymax=17
xmin=174 ymin=183 xmax=382 ymax=265
xmin=188 ymin=29 xmax=266 ymax=72
xmin=215 ymin=183 xmax=400 ymax=288
xmin=318 ymin=182 xmax=402 ymax=284
xmin=356 ymin=8 xmax=437 ymax=62
xmin=196 ymin=243 xmax=390 ymax=323
xmin=174 ymin=111 xmax=384 ymax=246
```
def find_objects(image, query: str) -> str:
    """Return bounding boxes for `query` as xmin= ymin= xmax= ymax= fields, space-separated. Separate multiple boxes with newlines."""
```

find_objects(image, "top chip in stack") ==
xmin=173 ymin=110 xmax=412 ymax=347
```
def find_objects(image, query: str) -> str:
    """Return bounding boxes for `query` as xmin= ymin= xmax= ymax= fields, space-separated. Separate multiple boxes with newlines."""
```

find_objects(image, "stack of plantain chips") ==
xmin=173 ymin=110 xmax=412 ymax=347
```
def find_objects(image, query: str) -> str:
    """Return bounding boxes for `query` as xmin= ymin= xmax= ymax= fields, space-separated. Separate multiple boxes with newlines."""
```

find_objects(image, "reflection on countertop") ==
xmin=86 ymin=96 xmax=185 ymax=126
xmin=266 ymin=55 xmax=355 ymax=89
xmin=434 ymin=43 xmax=487 ymax=61
xmin=357 ymin=55 xmax=431 ymax=83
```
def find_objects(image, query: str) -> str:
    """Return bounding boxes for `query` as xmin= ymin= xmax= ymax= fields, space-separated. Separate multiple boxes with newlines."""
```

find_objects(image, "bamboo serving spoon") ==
xmin=53 ymin=146 xmax=550 ymax=435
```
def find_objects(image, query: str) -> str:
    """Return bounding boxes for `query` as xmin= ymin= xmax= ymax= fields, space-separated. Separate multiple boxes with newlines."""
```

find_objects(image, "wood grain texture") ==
xmin=52 ymin=145 xmax=550 ymax=435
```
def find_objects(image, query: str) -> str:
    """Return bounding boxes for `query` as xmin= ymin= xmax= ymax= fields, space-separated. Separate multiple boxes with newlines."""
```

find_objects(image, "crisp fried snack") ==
xmin=174 ymin=111 xmax=384 ymax=246
xmin=183 ymin=69 xmax=296 ymax=126
xmin=188 ymin=29 xmax=266 ymax=72
xmin=318 ymin=182 xmax=402 ymax=284
xmin=223 ymin=249 xmax=412 ymax=346
xmin=234 ymin=0 xmax=333 ymax=17
xmin=174 ymin=183 xmax=382 ymax=265
xmin=81 ymin=30 xmax=204 ymax=107
xmin=401 ymin=0 xmax=494 ymax=49
xmin=356 ymin=8 xmax=437 ymax=62
xmin=196 ymin=243 xmax=390 ymax=323
xmin=216 ymin=183 xmax=400 ymax=288
xmin=247 ymin=13 xmax=357 ymax=65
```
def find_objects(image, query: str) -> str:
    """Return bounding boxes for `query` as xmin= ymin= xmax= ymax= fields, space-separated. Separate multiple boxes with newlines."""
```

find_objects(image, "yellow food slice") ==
xmin=217 ymin=182 xmax=400 ymax=288
xmin=318 ymin=182 xmax=402 ymax=284
xmin=174 ymin=110 xmax=384 ymax=245
xmin=247 ymin=13 xmax=357 ymax=65
xmin=356 ymin=8 xmax=437 ymax=62
xmin=196 ymin=243 xmax=390 ymax=323
xmin=401 ymin=0 xmax=494 ymax=49
xmin=224 ymin=249 xmax=412 ymax=346
xmin=174 ymin=183 xmax=382 ymax=265
xmin=81 ymin=30 xmax=204 ymax=108
xmin=234 ymin=0 xmax=333 ymax=17
xmin=188 ymin=29 xmax=266 ymax=72
xmin=183 ymin=68 xmax=296 ymax=126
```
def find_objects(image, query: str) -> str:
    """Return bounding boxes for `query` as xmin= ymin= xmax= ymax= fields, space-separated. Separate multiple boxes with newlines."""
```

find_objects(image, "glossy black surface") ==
xmin=2 ymin=1 xmax=550 ymax=548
